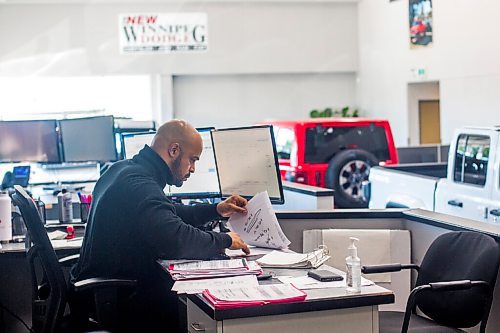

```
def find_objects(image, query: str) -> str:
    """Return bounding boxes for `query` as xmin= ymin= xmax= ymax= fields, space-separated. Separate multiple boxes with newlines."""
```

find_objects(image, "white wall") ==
xmin=407 ymin=82 xmax=439 ymax=145
xmin=0 ymin=1 xmax=358 ymax=125
xmin=174 ymin=73 xmax=356 ymax=128
xmin=358 ymin=0 xmax=500 ymax=146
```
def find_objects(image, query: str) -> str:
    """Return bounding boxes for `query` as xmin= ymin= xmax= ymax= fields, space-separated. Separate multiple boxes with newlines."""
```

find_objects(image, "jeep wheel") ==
xmin=325 ymin=149 xmax=378 ymax=208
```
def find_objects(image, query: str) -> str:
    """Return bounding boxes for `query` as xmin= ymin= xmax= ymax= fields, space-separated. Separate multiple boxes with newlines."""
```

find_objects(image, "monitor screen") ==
xmin=60 ymin=116 xmax=117 ymax=163
xmin=211 ymin=125 xmax=284 ymax=204
xmin=166 ymin=128 xmax=221 ymax=199
xmin=0 ymin=120 xmax=60 ymax=163
xmin=122 ymin=132 xmax=156 ymax=159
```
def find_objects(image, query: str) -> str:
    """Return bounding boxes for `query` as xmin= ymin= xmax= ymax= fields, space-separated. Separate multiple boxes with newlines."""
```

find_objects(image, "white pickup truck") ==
xmin=369 ymin=126 xmax=500 ymax=223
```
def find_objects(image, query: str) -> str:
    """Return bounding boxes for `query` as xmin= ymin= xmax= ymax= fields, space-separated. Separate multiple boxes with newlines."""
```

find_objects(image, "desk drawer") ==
xmin=187 ymin=299 xmax=218 ymax=333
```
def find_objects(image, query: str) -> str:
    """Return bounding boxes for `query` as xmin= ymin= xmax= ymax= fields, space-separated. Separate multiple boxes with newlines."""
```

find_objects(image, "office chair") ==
xmin=362 ymin=231 xmax=500 ymax=333
xmin=12 ymin=185 xmax=137 ymax=333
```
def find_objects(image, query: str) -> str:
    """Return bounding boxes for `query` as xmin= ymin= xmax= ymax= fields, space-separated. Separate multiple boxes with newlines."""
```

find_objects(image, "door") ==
xmin=419 ymin=100 xmax=440 ymax=144
xmin=435 ymin=130 xmax=496 ymax=222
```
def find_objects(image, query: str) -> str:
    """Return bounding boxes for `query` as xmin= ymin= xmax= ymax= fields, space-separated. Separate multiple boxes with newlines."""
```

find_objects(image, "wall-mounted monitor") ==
xmin=59 ymin=116 xmax=117 ymax=163
xmin=121 ymin=131 xmax=156 ymax=159
xmin=0 ymin=120 xmax=60 ymax=163
xmin=166 ymin=128 xmax=221 ymax=199
xmin=211 ymin=125 xmax=284 ymax=204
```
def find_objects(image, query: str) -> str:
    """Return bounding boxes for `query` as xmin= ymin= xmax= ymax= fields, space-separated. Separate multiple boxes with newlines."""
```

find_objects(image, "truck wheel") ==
xmin=325 ymin=149 xmax=378 ymax=208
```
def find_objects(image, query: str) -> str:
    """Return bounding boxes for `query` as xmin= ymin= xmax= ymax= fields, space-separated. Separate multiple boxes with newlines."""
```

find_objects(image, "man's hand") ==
xmin=228 ymin=232 xmax=250 ymax=255
xmin=217 ymin=194 xmax=248 ymax=217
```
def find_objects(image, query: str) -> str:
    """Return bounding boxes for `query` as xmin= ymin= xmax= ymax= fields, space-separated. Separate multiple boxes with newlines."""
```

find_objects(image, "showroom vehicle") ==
xmin=262 ymin=118 xmax=398 ymax=208
xmin=369 ymin=126 xmax=500 ymax=223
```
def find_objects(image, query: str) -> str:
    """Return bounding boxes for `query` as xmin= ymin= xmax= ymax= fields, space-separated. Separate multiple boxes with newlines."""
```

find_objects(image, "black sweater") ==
xmin=72 ymin=145 xmax=232 ymax=283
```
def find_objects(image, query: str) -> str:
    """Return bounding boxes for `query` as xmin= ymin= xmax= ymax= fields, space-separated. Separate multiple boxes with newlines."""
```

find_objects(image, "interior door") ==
xmin=419 ymin=100 xmax=440 ymax=144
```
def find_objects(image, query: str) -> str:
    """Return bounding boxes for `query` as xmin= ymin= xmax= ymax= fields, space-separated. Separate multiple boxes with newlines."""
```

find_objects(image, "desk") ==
xmin=186 ymin=284 xmax=393 ymax=333
xmin=177 ymin=265 xmax=394 ymax=333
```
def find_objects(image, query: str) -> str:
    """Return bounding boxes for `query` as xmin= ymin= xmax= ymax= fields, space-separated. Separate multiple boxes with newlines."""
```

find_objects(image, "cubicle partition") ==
xmin=1 ymin=209 xmax=499 ymax=333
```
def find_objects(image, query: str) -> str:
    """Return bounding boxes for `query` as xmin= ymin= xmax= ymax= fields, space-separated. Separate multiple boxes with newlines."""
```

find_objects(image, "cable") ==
xmin=0 ymin=302 xmax=34 ymax=333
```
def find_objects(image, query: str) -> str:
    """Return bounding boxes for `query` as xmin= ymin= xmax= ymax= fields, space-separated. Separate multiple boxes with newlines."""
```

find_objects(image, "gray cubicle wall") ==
xmin=276 ymin=208 xmax=500 ymax=333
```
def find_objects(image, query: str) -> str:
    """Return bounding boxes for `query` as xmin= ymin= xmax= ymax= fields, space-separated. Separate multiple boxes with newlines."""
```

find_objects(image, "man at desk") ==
xmin=72 ymin=119 xmax=250 ymax=332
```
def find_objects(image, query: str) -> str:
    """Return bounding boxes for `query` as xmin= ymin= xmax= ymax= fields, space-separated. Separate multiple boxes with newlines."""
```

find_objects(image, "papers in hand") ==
xmin=203 ymin=284 xmax=307 ymax=309
xmin=228 ymin=191 xmax=290 ymax=249
xmin=164 ymin=258 xmax=263 ymax=281
xmin=257 ymin=247 xmax=330 ymax=269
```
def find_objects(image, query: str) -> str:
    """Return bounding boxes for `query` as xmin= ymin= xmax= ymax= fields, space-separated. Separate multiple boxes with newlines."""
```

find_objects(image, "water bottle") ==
xmin=0 ymin=192 xmax=13 ymax=242
xmin=57 ymin=189 xmax=73 ymax=223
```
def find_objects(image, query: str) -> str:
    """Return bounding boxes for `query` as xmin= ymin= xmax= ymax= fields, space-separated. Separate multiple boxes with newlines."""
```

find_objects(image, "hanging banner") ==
xmin=119 ymin=13 xmax=208 ymax=54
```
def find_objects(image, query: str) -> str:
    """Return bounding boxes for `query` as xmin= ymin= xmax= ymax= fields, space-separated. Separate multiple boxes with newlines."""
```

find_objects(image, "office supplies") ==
xmin=346 ymin=237 xmax=361 ymax=293
xmin=164 ymin=258 xmax=263 ymax=281
xmin=227 ymin=191 xmax=290 ymax=249
xmin=308 ymin=270 xmax=343 ymax=282
xmin=0 ymin=191 xmax=12 ymax=242
xmin=172 ymin=275 xmax=258 ymax=294
xmin=202 ymin=284 xmax=307 ymax=309
xmin=211 ymin=125 xmax=285 ymax=204
xmin=278 ymin=273 xmax=374 ymax=290
xmin=257 ymin=273 xmax=273 ymax=281
xmin=57 ymin=189 xmax=73 ymax=223
xmin=256 ymin=246 xmax=330 ymax=269
xmin=0 ymin=120 xmax=60 ymax=163
xmin=59 ymin=116 xmax=117 ymax=163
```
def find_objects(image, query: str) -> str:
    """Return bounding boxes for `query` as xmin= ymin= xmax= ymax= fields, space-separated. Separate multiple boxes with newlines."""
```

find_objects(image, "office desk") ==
xmin=186 ymin=284 xmax=393 ymax=333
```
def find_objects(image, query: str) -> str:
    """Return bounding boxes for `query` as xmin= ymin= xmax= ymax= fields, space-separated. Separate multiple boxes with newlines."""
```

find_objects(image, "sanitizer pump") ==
xmin=346 ymin=237 xmax=361 ymax=293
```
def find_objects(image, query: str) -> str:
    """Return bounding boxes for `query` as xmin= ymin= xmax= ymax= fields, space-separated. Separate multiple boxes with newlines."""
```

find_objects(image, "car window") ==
xmin=273 ymin=126 xmax=294 ymax=160
xmin=304 ymin=124 xmax=390 ymax=164
xmin=453 ymin=134 xmax=489 ymax=186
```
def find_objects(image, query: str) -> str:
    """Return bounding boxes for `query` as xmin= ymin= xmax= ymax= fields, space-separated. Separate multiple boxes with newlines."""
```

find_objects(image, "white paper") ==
xmin=256 ymin=248 xmax=330 ymax=268
xmin=228 ymin=191 xmax=290 ymax=249
xmin=208 ymin=284 xmax=303 ymax=302
xmin=172 ymin=275 xmax=258 ymax=294
xmin=277 ymin=275 xmax=374 ymax=290
xmin=225 ymin=246 xmax=276 ymax=258
xmin=172 ymin=258 xmax=247 ymax=271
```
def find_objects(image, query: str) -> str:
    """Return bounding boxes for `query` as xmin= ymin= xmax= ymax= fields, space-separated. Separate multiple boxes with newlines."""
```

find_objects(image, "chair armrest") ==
xmin=59 ymin=254 xmax=80 ymax=267
xmin=362 ymin=263 xmax=419 ymax=274
xmin=73 ymin=277 xmax=137 ymax=293
xmin=401 ymin=280 xmax=490 ymax=333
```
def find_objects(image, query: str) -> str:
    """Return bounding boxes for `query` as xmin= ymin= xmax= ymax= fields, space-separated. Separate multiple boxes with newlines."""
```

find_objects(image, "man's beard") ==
xmin=172 ymin=154 xmax=186 ymax=187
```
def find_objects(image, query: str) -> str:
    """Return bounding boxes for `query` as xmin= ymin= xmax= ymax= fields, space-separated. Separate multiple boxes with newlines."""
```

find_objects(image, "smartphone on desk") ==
xmin=307 ymin=270 xmax=343 ymax=282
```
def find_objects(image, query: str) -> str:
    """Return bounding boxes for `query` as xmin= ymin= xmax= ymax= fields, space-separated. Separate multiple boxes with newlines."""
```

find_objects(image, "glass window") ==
xmin=0 ymin=76 xmax=152 ymax=121
xmin=273 ymin=126 xmax=294 ymax=160
xmin=453 ymin=134 xmax=489 ymax=186
xmin=304 ymin=124 xmax=390 ymax=164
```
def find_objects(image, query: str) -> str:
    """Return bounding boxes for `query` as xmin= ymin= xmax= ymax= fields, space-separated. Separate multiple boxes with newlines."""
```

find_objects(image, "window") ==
xmin=0 ymin=76 xmax=152 ymax=121
xmin=304 ymin=124 xmax=390 ymax=164
xmin=273 ymin=126 xmax=294 ymax=160
xmin=453 ymin=134 xmax=489 ymax=186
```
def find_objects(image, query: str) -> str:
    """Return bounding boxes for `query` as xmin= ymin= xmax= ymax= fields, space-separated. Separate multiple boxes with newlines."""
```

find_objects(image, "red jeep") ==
xmin=262 ymin=118 xmax=398 ymax=208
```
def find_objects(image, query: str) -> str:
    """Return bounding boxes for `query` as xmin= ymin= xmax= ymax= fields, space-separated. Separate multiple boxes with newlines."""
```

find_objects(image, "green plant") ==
xmin=310 ymin=106 xmax=359 ymax=118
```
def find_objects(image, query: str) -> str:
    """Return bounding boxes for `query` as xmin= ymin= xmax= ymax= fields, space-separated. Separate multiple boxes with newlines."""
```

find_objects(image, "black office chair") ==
xmin=12 ymin=185 xmax=137 ymax=333
xmin=362 ymin=231 xmax=500 ymax=333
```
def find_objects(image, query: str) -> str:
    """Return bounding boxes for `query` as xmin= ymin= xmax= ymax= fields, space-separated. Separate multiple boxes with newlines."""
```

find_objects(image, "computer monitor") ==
xmin=0 ymin=120 xmax=60 ymax=163
xmin=166 ymin=128 xmax=221 ymax=199
xmin=211 ymin=125 xmax=284 ymax=204
xmin=122 ymin=132 xmax=156 ymax=159
xmin=59 ymin=116 xmax=117 ymax=163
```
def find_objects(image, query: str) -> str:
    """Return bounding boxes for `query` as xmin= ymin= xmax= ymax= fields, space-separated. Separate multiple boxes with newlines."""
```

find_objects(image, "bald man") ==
xmin=72 ymin=119 xmax=250 ymax=332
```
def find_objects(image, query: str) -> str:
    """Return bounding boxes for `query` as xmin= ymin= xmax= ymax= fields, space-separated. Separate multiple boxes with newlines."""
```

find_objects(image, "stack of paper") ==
xmin=256 ymin=247 xmax=330 ymax=269
xmin=202 ymin=284 xmax=307 ymax=309
xmin=172 ymin=275 xmax=259 ymax=294
xmin=166 ymin=258 xmax=263 ymax=281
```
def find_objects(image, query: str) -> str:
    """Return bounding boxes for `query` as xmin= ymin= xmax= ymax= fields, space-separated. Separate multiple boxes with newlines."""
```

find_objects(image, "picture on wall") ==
xmin=409 ymin=0 xmax=433 ymax=47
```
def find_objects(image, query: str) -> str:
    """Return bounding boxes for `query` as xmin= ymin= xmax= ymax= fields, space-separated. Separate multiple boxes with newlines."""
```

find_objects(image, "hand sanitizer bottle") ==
xmin=346 ymin=237 xmax=361 ymax=293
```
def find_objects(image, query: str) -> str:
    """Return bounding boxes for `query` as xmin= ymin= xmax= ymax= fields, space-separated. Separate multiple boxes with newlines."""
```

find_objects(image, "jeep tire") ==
xmin=325 ymin=149 xmax=378 ymax=208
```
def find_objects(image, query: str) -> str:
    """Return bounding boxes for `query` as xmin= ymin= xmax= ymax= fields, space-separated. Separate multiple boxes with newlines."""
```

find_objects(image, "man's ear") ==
xmin=168 ymin=143 xmax=181 ymax=158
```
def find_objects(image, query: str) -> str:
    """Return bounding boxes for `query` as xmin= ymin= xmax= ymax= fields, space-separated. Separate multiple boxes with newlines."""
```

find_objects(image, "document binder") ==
xmin=202 ymin=284 xmax=307 ymax=309
xmin=256 ymin=246 xmax=330 ymax=269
